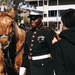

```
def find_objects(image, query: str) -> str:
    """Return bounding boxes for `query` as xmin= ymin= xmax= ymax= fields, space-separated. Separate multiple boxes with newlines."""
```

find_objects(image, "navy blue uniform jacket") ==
xmin=22 ymin=25 xmax=56 ymax=75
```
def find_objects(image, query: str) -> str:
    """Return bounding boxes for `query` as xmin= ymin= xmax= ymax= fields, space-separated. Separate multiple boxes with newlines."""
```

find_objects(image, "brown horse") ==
xmin=0 ymin=7 xmax=26 ymax=75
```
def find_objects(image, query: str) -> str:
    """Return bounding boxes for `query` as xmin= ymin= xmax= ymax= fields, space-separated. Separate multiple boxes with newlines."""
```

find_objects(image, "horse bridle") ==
xmin=0 ymin=24 xmax=14 ymax=50
xmin=0 ymin=13 xmax=15 ymax=50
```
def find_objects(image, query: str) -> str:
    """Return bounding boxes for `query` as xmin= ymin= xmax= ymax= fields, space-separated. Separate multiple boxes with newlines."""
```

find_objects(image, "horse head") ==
xmin=0 ymin=7 xmax=26 ymax=75
xmin=0 ymin=7 xmax=15 ymax=49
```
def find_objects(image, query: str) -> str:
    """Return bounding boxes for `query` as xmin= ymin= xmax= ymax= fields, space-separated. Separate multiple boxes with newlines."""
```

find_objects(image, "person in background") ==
xmin=51 ymin=8 xmax=75 ymax=75
xmin=19 ymin=9 xmax=58 ymax=75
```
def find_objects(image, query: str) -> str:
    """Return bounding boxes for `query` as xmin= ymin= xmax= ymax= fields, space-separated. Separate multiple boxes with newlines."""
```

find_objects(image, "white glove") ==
xmin=19 ymin=67 xmax=26 ymax=75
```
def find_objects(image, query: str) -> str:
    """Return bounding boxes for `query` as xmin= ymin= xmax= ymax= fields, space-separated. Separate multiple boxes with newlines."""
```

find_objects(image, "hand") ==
xmin=19 ymin=67 xmax=26 ymax=75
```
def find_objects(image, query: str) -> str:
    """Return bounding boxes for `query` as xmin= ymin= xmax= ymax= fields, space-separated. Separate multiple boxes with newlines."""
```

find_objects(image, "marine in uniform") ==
xmin=19 ymin=8 xmax=57 ymax=75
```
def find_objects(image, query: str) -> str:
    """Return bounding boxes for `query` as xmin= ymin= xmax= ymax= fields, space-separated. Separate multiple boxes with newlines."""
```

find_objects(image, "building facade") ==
xmin=24 ymin=0 xmax=75 ymax=30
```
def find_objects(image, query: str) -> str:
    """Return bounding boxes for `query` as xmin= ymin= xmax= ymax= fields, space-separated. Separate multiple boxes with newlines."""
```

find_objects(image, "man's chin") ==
xmin=31 ymin=25 xmax=36 ymax=28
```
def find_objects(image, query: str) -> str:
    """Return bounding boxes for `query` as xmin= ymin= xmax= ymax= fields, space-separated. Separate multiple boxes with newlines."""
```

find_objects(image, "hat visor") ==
xmin=28 ymin=15 xmax=42 ymax=20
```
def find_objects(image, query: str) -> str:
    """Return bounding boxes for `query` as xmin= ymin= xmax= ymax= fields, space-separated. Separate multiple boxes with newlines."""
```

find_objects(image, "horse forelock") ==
xmin=0 ymin=12 xmax=13 ymax=19
xmin=0 ymin=12 xmax=14 ymax=27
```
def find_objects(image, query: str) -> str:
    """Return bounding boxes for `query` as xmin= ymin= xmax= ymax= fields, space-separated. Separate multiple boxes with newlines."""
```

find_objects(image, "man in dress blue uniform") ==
xmin=19 ymin=8 xmax=57 ymax=75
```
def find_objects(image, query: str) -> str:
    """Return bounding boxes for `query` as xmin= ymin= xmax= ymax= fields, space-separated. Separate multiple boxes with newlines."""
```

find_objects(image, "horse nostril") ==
xmin=0 ymin=38 xmax=8 ymax=46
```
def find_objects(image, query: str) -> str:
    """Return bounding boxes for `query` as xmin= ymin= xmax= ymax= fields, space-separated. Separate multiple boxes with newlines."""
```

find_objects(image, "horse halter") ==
xmin=0 ymin=30 xmax=14 ymax=50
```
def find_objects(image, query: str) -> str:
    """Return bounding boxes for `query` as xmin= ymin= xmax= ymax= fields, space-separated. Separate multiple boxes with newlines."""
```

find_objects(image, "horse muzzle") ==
xmin=0 ymin=34 xmax=10 ymax=49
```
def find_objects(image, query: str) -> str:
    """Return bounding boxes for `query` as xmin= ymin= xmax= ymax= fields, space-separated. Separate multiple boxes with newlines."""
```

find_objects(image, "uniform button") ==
xmin=30 ymin=48 xmax=32 ymax=51
xmin=31 ymin=44 xmax=33 ymax=46
xmin=36 ymin=28 xmax=38 ymax=30
xmin=39 ymin=41 xmax=41 ymax=43
xmin=29 ymin=56 xmax=32 ymax=59
xmin=30 ymin=53 xmax=32 ymax=55
xmin=32 ymin=35 xmax=35 ymax=38
xmin=28 ymin=55 xmax=32 ymax=59
xmin=42 ymin=63 xmax=44 ymax=66
xmin=34 ymin=31 xmax=36 ymax=34
xmin=32 ymin=40 xmax=34 ymax=42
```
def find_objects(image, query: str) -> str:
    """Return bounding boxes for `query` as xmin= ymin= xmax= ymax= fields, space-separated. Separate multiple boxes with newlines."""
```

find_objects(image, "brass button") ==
xmin=42 ymin=63 xmax=44 ymax=66
xmin=39 ymin=41 xmax=41 ymax=43
xmin=32 ymin=40 xmax=34 ymax=42
xmin=31 ymin=44 xmax=33 ymax=46
xmin=30 ymin=48 xmax=32 ymax=51
xmin=29 ymin=56 xmax=32 ymax=59
xmin=36 ymin=28 xmax=38 ymax=30
xmin=34 ymin=31 xmax=36 ymax=34
xmin=28 ymin=55 xmax=32 ymax=59
xmin=30 ymin=53 xmax=32 ymax=55
xmin=32 ymin=35 xmax=35 ymax=38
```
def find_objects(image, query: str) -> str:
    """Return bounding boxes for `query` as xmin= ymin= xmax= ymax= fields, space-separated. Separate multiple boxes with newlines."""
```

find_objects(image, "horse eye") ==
xmin=11 ymin=24 xmax=13 ymax=27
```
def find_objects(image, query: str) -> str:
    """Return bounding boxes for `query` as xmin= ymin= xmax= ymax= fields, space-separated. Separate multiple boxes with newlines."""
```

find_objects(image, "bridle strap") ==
xmin=15 ymin=42 xmax=25 ymax=56
xmin=2 ymin=49 xmax=19 ymax=75
xmin=2 ymin=49 xmax=12 ymax=67
xmin=0 ymin=48 xmax=13 ymax=74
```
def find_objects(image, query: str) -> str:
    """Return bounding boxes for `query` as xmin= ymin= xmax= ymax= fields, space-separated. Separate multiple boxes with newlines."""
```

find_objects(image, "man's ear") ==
xmin=60 ymin=21 xmax=64 ymax=30
xmin=60 ymin=21 xmax=68 ymax=30
xmin=60 ymin=21 xmax=64 ymax=26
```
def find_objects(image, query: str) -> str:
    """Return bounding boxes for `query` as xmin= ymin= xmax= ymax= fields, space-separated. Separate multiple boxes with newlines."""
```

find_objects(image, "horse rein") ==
xmin=0 ymin=47 xmax=19 ymax=75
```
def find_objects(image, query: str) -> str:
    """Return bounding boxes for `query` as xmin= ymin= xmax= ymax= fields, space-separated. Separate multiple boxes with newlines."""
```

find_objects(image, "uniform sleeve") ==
xmin=51 ymin=43 xmax=69 ymax=75
xmin=21 ymin=39 xmax=29 ymax=68
xmin=47 ymin=30 xmax=56 ymax=51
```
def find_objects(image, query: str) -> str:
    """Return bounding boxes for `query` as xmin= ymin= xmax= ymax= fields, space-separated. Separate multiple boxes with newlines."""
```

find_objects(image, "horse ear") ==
xmin=8 ymin=7 xmax=15 ymax=18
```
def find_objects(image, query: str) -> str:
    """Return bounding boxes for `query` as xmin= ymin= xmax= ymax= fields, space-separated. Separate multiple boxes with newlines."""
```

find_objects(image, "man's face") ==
xmin=30 ymin=17 xmax=42 ymax=28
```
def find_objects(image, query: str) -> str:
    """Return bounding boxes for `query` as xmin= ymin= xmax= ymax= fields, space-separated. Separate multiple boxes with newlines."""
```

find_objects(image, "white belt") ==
xmin=28 ymin=54 xmax=51 ymax=60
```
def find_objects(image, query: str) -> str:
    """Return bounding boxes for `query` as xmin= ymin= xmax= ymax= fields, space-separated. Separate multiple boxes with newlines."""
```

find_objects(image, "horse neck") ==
xmin=14 ymin=24 xmax=26 ymax=41
xmin=14 ymin=24 xmax=22 ymax=37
